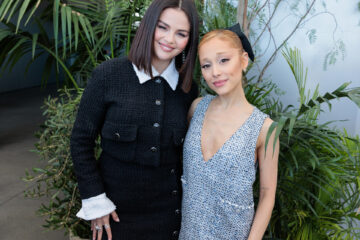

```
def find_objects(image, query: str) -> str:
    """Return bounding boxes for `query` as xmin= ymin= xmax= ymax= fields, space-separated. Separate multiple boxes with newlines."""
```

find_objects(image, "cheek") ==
xmin=229 ymin=63 xmax=243 ymax=78
xmin=201 ymin=69 xmax=211 ymax=82
xmin=153 ymin=28 xmax=163 ymax=43
xmin=177 ymin=37 xmax=189 ymax=51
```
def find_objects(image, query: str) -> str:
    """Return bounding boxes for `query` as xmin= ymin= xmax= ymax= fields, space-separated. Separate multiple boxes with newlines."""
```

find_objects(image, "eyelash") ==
xmin=178 ymin=33 xmax=187 ymax=38
xmin=201 ymin=64 xmax=210 ymax=69
xmin=157 ymin=24 xmax=187 ymax=38
xmin=201 ymin=58 xmax=230 ymax=69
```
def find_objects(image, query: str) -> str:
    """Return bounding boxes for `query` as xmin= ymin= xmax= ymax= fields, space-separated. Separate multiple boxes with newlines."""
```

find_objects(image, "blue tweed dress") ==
xmin=179 ymin=95 xmax=268 ymax=240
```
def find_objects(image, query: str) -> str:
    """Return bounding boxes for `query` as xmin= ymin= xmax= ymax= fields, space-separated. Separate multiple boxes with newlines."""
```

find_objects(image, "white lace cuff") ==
xmin=76 ymin=193 xmax=116 ymax=220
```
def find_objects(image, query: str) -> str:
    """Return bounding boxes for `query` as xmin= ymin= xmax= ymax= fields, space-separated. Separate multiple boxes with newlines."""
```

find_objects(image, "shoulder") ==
xmin=257 ymin=115 xmax=276 ymax=147
xmin=94 ymin=56 xmax=131 ymax=73
xmin=89 ymin=57 xmax=134 ymax=84
xmin=187 ymin=97 xmax=203 ymax=122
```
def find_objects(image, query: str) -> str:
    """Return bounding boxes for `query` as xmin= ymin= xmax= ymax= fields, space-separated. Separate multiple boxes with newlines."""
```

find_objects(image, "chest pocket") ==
xmin=101 ymin=122 xmax=137 ymax=162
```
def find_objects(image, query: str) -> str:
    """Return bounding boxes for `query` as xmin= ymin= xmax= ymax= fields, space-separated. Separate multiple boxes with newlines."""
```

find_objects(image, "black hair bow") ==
xmin=226 ymin=23 xmax=254 ymax=61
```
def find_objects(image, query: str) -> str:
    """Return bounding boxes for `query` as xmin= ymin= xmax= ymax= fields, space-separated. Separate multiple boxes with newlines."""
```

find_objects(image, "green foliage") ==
xmin=3 ymin=0 xmax=358 ymax=239
xmin=201 ymin=0 xmax=237 ymax=31
xmin=0 ymin=0 xmax=150 ymax=89
xmin=261 ymin=47 xmax=360 ymax=239
xmin=23 ymin=88 xmax=95 ymax=239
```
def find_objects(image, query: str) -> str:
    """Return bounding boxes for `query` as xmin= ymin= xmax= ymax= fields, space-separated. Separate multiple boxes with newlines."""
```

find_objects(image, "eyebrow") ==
xmin=200 ymin=52 xmax=232 ymax=62
xmin=158 ymin=20 xmax=189 ymax=33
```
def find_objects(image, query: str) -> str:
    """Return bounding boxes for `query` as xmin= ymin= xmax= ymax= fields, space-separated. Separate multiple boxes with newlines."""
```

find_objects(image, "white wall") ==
xmin=256 ymin=1 xmax=360 ymax=136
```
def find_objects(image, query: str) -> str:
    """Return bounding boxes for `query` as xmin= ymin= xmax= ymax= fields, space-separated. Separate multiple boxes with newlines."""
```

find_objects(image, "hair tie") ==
xmin=225 ymin=23 xmax=254 ymax=61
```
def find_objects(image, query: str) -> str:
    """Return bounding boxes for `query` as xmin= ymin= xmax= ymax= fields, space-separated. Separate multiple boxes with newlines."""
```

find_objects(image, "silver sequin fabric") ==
xmin=179 ymin=95 xmax=268 ymax=240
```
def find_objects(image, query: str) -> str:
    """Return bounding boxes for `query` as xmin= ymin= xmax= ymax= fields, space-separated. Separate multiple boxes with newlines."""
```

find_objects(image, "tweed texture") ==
xmin=179 ymin=95 xmax=268 ymax=240
xmin=70 ymin=57 xmax=197 ymax=239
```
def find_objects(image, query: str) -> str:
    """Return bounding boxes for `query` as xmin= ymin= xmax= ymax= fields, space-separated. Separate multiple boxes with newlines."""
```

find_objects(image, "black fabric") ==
xmin=70 ymin=57 xmax=198 ymax=239
xmin=226 ymin=23 xmax=255 ymax=61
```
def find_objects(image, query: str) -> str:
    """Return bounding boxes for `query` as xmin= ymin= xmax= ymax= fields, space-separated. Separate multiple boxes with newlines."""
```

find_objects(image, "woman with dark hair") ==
xmin=70 ymin=1 xmax=199 ymax=239
xmin=179 ymin=25 xmax=279 ymax=240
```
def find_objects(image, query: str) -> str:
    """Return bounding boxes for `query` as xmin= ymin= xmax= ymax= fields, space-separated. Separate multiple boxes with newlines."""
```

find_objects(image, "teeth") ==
xmin=160 ymin=43 xmax=172 ymax=50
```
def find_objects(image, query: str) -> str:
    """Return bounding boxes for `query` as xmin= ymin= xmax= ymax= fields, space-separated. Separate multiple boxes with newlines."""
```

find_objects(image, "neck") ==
xmin=152 ymin=58 xmax=171 ymax=74
xmin=216 ymin=83 xmax=250 ymax=110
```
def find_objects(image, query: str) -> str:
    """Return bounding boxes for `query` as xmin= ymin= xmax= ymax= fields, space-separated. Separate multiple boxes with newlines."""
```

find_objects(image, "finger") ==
xmin=95 ymin=218 xmax=103 ymax=240
xmin=111 ymin=211 xmax=120 ymax=222
xmin=103 ymin=218 xmax=112 ymax=240
xmin=92 ymin=223 xmax=97 ymax=240
xmin=97 ymin=225 xmax=103 ymax=240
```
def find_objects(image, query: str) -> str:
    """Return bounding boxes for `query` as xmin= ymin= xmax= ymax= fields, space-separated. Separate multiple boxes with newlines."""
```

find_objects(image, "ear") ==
xmin=241 ymin=51 xmax=249 ymax=70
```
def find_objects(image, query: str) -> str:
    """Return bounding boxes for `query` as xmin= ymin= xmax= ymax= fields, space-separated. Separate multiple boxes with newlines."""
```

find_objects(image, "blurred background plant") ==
xmin=0 ymin=0 xmax=359 ymax=239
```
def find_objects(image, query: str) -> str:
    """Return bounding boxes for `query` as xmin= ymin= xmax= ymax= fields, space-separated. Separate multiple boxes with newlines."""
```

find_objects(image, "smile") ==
xmin=213 ymin=80 xmax=227 ymax=87
xmin=159 ymin=42 xmax=175 ymax=52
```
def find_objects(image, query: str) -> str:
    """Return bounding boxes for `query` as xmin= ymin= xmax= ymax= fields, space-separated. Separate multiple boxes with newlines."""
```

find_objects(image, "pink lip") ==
xmin=213 ymin=80 xmax=227 ymax=87
xmin=159 ymin=42 xmax=174 ymax=52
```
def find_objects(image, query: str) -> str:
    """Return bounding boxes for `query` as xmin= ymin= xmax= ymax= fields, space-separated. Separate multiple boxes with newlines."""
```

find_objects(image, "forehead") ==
xmin=199 ymin=38 xmax=237 ymax=58
xmin=159 ymin=8 xmax=190 ymax=30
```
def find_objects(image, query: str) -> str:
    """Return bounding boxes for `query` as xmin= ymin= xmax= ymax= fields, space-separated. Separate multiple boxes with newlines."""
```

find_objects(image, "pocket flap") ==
xmin=101 ymin=123 xmax=137 ymax=142
xmin=173 ymin=128 xmax=186 ymax=145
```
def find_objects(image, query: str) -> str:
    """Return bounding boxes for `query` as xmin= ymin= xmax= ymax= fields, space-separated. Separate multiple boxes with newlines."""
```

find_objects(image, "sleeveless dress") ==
xmin=179 ymin=95 xmax=268 ymax=240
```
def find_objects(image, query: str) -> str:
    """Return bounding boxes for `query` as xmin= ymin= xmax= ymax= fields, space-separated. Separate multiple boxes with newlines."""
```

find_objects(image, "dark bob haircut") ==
xmin=128 ymin=0 xmax=199 ymax=93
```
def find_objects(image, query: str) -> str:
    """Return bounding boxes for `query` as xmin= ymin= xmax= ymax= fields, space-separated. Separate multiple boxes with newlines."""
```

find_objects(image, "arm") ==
xmin=248 ymin=118 xmax=279 ymax=240
xmin=70 ymin=64 xmax=107 ymax=199
xmin=71 ymin=64 xmax=119 ymax=239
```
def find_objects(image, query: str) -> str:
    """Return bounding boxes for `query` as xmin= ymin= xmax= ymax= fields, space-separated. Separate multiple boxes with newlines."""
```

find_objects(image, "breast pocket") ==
xmin=101 ymin=122 xmax=137 ymax=162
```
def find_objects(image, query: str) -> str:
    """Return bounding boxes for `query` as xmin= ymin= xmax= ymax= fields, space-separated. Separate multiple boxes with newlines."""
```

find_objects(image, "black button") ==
xmin=114 ymin=133 xmax=120 ymax=139
xmin=150 ymin=147 xmax=157 ymax=152
xmin=180 ymin=138 xmax=184 ymax=143
xmin=155 ymin=78 xmax=162 ymax=84
xmin=155 ymin=100 xmax=161 ymax=105
xmin=153 ymin=123 xmax=160 ymax=128
xmin=175 ymin=209 xmax=180 ymax=215
xmin=172 ymin=190 xmax=178 ymax=196
xmin=172 ymin=231 xmax=179 ymax=237
xmin=170 ymin=169 xmax=175 ymax=174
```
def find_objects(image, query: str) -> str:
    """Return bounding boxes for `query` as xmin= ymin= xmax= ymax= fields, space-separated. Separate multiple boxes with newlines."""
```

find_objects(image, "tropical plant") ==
xmin=1 ymin=0 xmax=359 ymax=239
xmin=23 ymin=88 xmax=94 ymax=239
xmin=260 ymin=47 xmax=360 ymax=239
xmin=0 ymin=0 xmax=151 ymax=89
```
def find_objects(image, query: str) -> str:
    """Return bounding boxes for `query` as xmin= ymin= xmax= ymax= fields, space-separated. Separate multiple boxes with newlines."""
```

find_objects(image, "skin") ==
xmin=188 ymin=37 xmax=279 ymax=239
xmin=152 ymin=7 xmax=190 ymax=73
xmin=91 ymin=7 xmax=191 ymax=240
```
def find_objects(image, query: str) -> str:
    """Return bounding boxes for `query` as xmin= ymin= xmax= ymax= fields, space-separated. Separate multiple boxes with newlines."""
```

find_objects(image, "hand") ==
xmin=91 ymin=211 xmax=119 ymax=240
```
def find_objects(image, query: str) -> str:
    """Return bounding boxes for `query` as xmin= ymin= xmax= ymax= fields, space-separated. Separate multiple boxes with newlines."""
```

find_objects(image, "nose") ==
xmin=212 ymin=64 xmax=221 ymax=77
xmin=165 ymin=31 xmax=175 ymax=44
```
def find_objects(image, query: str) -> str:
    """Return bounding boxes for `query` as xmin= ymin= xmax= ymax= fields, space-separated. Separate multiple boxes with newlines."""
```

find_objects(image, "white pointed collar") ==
xmin=132 ymin=58 xmax=179 ymax=91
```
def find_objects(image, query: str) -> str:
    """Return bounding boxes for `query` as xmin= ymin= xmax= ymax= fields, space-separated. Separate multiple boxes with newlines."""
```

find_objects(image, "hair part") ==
xmin=128 ymin=0 xmax=199 ymax=93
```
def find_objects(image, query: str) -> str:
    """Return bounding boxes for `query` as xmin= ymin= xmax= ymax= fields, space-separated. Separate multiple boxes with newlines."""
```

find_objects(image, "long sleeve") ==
xmin=76 ymin=193 xmax=116 ymax=220
xmin=70 ymin=64 xmax=107 ymax=199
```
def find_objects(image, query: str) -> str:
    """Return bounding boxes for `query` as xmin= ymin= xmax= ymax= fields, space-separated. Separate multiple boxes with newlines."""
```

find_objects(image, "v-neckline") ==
xmin=200 ymin=96 xmax=256 ymax=163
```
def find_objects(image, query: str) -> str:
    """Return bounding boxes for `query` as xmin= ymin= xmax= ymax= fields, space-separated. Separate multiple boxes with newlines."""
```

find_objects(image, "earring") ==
xmin=182 ymin=51 xmax=186 ymax=63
